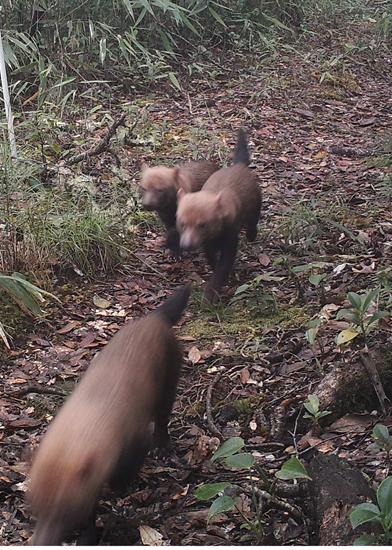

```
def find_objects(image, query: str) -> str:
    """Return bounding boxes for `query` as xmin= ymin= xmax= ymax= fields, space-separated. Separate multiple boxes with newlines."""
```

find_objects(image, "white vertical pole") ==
xmin=0 ymin=30 xmax=17 ymax=159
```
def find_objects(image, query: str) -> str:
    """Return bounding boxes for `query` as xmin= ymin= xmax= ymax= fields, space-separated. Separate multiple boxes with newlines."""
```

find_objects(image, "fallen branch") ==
xmin=10 ymin=384 xmax=68 ymax=398
xmin=243 ymin=483 xmax=303 ymax=522
xmin=65 ymin=113 xmax=127 ymax=166
xmin=206 ymin=371 xmax=223 ymax=439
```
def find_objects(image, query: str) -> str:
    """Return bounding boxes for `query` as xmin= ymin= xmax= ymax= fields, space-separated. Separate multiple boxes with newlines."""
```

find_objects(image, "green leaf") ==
xmin=168 ymin=72 xmax=181 ymax=91
xmin=212 ymin=437 xmax=245 ymax=462
xmin=275 ymin=457 xmax=312 ymax=481
xmin=234 ymin=284 xmax=250 ymax=295
xmin=99 ymin=38 xmax=107 ymax=65
xmin=367 ymin=311 xmax=390 ymax=326
xmin=0 ymin=321 xmax=10 ymax=349
xmin=347 ymin=292 xmax=363 ymax=310
xmin=336 ymin=309 xmax=358 ymax=322
xmin=309 ymin=273 xmax=327 ymax=286
xmin=305 ymin=326 xmax=319 ymax=346
xmin=373 ymin=424 xmax=390 ymax=443
xmin=305 ymin=394 xmax=320 ymax=415
xmin=224 ymin=453 xmax=255 ymax=469
xmin=318 ymin=410 xmax=332 ymax=418
xmin=292 ymin=263 xmax=314 ymax=274
xmin=336 ymin=328 xmax=360 ymax=346
xmin=350 ymin=502 xmax=381 ymax=529
xmin=354 ymin=534 xmax=378 ymax=545
xmin=208 ymin=495 xmax=235 ymax=519
xmin=377 ymin=477 xmax=392 ymax=515
xmin=362 ymin=288 xmax=379 ymax=312
xmin=208 ymin=6 xmax=227 ymax=27
xmin=194 ymin=482 xmax=231 ymax=501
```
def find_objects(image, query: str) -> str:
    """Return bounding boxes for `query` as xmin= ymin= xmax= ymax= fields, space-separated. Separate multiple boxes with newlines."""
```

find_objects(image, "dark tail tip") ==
xmin=233 ymin=128 xmax=250 ymax=166
xmin=157 ymin=285 xmax=191 ymax=326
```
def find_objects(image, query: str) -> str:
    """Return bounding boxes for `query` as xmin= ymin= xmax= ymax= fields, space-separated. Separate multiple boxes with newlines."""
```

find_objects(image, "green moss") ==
xmin=183 ymin=301 xmax=309 ymax=341
xmin=232 ymin=396 xmax=264 ymax=414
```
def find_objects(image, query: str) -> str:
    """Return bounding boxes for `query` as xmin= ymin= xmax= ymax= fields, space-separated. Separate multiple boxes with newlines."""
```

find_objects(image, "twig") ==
xmin=206 ymin=371 xmax=223 ymax=439
xmin=65 ymin=113 xmax=127 ymax=166
xmin=10 ymin=385 xmax=68 ymax=398
xmin=243 ymin=483 xmax=303 ymax=522
xmin=360 ymin=350 xmax=388 ymax=415
xmin=269 ymin=404 xmax=286 ymax=440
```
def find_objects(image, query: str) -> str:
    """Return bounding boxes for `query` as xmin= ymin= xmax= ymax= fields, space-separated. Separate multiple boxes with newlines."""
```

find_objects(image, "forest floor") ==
xmin=1 ymin=18 xmax=392 ymax=545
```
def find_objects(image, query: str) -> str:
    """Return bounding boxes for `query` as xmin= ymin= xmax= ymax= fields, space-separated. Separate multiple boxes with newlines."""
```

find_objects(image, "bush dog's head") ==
xmin=176 ymin=188 xmax=238 ymax=250
xmin=139 ymin=162 xmax=191 ymax=211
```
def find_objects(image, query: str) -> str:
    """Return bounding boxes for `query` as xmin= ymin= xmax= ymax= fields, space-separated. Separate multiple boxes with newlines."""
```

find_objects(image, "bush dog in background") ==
xmin=28 ymin=286 xmax=191 ymax=545
xmin=139 ymin=160 xmax=218 ymax=256
xmin=176 ymin=129 xmax=261 ymax=303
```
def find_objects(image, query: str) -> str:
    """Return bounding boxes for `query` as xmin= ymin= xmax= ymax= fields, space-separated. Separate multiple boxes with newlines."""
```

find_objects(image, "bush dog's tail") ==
xmin=233 ymin=128 xmax=250 ymax=166
xmin=157 ymin=285 xmax=191 ymax=326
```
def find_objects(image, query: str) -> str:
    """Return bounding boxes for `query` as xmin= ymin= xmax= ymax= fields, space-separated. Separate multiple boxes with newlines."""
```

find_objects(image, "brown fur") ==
xmin=176 ymin=164 xmax=261 ymax=302
xmin=28 ymin=288 xmax=190 ymax=545
xmin=139 ymin=160 xmax=218 ymax=256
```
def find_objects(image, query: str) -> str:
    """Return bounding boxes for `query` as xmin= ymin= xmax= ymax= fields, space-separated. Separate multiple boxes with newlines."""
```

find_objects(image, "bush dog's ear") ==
xmin=177 ymin=188 xmax=186 ymax=201
xmin=140 ymin=161 xmax=149 ymax=173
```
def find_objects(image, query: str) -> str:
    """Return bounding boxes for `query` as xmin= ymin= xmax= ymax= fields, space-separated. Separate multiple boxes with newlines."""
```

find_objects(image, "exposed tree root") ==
xmin=313 ymin=350 xmax=392 ymax=421
xmin=308 ymin=453 xmax=377 ymax=545
xmin=65 ymin=113 xmax=127 ymax=166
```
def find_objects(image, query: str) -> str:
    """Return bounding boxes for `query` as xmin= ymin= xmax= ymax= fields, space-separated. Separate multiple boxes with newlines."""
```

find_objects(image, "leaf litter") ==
xmin=1 ymin=18 xmax=392 ymax=547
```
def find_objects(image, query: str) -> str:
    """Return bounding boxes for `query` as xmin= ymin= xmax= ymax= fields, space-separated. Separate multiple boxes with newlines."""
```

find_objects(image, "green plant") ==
xmin=336 ymin=289 xmax=389 ymax=347
xmin=195 ymin=437 xmax=255 ymax=519
xmin=230 ymin=275 xmax=279 ymax=317
xmin=371 ymin=424 xmax=392 ymax=461
xmin=303 ymin=394 xmax=332 ymax=425
xmin=275 ymin=456 xmax=311 ymax=481
xmin=291 ymin=261 xmax=330 ymax=303
xmin=350 ymin=476 xmax=392 ymax=544
xmin=0 ymin=272 xmax=58 ymax=348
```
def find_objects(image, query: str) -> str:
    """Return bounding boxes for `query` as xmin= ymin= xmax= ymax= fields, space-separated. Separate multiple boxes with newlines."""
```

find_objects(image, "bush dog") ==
xmin=28 ymin=286 xmax=191 ymax=545
xmin=139 ymin=160 xmax=218 ymax=256
xmin=176 ymin=129 xmax=261 ymax=303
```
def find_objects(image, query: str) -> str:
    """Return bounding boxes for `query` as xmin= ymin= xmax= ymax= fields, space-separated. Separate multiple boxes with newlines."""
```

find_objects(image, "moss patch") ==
xmin=183 ymin=301 xmax=309 ymax=341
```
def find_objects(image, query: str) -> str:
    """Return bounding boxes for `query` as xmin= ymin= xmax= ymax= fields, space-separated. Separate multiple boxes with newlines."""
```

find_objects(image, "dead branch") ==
xmin=243 ymin=483 xmax=303 ymax=522
xmin=10 ymin=385 xmax=68 ymax=398
xmin=206 ymin=371 xmax=223 ymax=439
xmin=65 ymin=113 xmax=127 ymax=166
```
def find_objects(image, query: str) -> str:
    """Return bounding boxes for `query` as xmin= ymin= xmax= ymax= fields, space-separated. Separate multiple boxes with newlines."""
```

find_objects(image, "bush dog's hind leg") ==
xmin=76 ymin=505 xmax=99 ymax=545
xmin=153 ymin=343 xmax=182 ymax=450
xmin=109 ymin=433 xmax=152 ymax=493
xmin=246 ymin=202 xmax=261 ymax=242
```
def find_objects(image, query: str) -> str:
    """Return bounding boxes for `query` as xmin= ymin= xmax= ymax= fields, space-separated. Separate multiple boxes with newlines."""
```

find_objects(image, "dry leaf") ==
xmin=329 ymin=414 xmax=373 ymax=434
xmin=188 ymin=346 xmax=201 ymax=364
xmin=57 ymin=321 xmax=80 ymax=334
xmin=240 ymin=367 xmax=250 ymax=384
xmin=258 ymin=254 xmax=271 ymax=267
xmin=93 ymin=295 xmax=112 ymax=309
xmin=139 ymin=525 xmax=164 ymax=546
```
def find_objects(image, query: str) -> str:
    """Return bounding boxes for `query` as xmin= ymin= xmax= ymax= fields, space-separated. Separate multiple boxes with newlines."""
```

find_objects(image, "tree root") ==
xmin=206 ymin=372 xmax=223 ymax=439
xmin=10 ymin=385 xmax=67 ymax=398
xmin=65 ymin=113 xmax=127 ymax=166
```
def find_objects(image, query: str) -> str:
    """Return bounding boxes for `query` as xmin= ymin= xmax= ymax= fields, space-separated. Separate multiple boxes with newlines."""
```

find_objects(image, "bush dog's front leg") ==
xmin=204 ymin=230 xmax=239 ymax=303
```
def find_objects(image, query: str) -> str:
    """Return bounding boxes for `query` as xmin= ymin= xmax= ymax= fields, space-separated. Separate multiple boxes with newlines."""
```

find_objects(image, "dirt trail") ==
xmin=1 ymin=40 xmax=391 ymax=544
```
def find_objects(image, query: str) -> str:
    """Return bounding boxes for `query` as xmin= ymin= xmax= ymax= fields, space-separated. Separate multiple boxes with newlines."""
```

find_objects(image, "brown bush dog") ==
xmin=176 ymin=129 xmax=261 ymax=303
xmin=139 ymin=160 xmax=218 ymax=256
xmin=28 ymin=286 xmax=191 ymax=546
